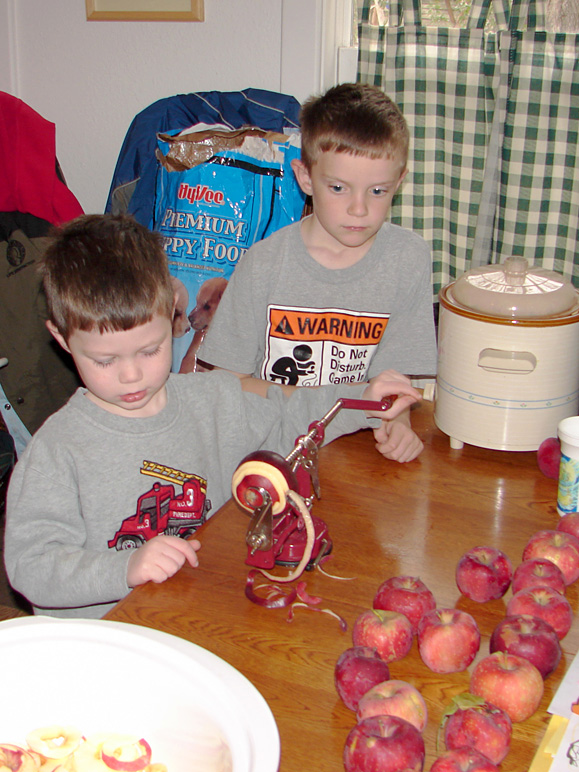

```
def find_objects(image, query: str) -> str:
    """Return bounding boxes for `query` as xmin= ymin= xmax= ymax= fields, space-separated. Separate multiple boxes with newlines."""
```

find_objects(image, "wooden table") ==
xmin=106 ymin=401 xmax=575 ymax=771
xmin=0 ymin=605 xmax=28 ymax=622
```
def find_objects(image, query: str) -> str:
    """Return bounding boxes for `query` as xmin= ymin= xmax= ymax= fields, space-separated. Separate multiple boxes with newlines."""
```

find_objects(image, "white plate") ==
xmin=0 ymin=616 xmax=280 ymax=772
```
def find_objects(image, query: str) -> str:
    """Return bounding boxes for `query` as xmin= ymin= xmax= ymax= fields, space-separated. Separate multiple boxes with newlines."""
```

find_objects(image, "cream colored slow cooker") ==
xmin=431 ymin=257 xmax=579 ymax=451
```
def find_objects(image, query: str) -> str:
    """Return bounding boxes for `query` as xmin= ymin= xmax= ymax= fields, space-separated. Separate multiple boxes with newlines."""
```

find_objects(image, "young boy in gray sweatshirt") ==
xmin=4 ymin=214 xmax=420 ymax=619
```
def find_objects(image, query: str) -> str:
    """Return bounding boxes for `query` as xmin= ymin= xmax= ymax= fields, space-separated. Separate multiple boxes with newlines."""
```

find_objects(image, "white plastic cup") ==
xmin=557 ymin=416 xmax=579 ymax=516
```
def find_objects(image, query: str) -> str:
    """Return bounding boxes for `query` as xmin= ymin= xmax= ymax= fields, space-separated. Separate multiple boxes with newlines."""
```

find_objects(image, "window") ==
xmin=352 ymin=0 xmax=578 ymax=39
xmin=351 ymin=0 xmax=498 ymax=39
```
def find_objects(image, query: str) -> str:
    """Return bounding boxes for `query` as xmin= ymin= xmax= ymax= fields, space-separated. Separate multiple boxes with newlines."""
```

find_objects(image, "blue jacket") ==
xmin=105 ymin=88 xmax=301 ymax=225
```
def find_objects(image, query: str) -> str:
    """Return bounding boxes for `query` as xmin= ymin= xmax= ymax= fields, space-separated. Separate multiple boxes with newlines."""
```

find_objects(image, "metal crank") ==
xmin=231 ymin=395 xmax=396 ymax=570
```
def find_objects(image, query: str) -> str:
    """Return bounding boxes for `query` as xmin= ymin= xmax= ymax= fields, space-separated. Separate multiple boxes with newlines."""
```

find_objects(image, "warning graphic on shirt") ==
xmin=261 ymin=305 xmax=390 ymax=386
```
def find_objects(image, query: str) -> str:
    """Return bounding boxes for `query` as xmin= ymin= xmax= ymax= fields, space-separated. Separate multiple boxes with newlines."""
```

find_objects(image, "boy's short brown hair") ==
xmin=299 ymin=83 xmax=409 ymax=170
xmin=41 ymin=214 xmax=175 ymax=341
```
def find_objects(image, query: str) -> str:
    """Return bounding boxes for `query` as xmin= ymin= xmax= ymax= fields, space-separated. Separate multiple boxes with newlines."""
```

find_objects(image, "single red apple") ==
xmin=356 ymin=679 xmax=428 ymax=732
xmin=334 ymin=646 xmax=391 ymax=711
xmin=557 ymin=511 xmax=579 ymax=541
xmin=343 ymin=715 xmax=425 ymax=772
xmin=537 ymin=437 xmax=561 ymax=479
xmin=506 ymin=586 xmax=573 ymax=640
xmin=522 ymin=529 xmax=579 ymax=585
xmin=456 ymin=546 xmax=513 ymax=602
xmin=489 ymin=614 xmax=561 ymax=679
xmin=511 ymin=558 xmax=566 ymax=595
xmin=352 ymin=609 xmax=413 ymax=664
xmin=430 ymin=747 xmax=499 ymax=771
xmin=470 ymin=652 xmax=544 ymax=723
xmin=373 ymin=575 xmax=436 ymax=635
xmin=417 ymin=608 xmax=480 ymax=674
xmin=442 ymin=695 xmax=512 ymax=764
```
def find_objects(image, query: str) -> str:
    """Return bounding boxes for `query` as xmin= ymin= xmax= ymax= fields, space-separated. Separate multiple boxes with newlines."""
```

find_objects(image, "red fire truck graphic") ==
xmin=108 ymin=461 xmax=210 ymax=550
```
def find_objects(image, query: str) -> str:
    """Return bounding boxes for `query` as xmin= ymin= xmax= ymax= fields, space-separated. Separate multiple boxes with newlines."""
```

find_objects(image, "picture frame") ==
xmin=85 ymin=0 xmax=204 ymax=21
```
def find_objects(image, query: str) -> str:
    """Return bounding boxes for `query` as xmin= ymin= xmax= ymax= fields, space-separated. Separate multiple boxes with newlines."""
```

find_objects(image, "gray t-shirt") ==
xmin=200 ymin=220 xmax=437 ymax=386
xmin=5 ymin=371 xmax=374 ymax=619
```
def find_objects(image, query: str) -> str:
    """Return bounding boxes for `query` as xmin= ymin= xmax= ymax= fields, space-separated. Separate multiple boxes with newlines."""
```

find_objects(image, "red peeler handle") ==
xmin=337 ymin=395 xmax=397 ymax=412
xmin=301 ymin=395 xmax=399 ymax=447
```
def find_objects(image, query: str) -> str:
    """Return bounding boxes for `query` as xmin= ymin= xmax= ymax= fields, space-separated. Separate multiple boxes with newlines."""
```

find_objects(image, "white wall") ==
xmin=1 ymin=0 xmax=335 ymax=215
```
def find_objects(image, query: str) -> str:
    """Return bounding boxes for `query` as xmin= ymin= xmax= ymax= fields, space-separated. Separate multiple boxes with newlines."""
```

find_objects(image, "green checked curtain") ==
xmin=496 ymin=1 xmax=579 ymax=279
xmin=358 ymin=0 xmax=579 ymax=299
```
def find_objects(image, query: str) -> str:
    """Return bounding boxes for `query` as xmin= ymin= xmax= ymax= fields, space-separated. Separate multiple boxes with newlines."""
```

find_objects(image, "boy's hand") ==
xmin=363 ymin=370 xmax=423 ymax=462
xmin=373 ymin=418 xmax=424 ymax=462
xmin=362 ymin=370 xmax=422 ymax=419
xmin=127 ymin=534 xmax=201 ymax=588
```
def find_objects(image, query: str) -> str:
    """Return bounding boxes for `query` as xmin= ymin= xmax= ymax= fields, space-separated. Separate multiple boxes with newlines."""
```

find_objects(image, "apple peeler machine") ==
xmin=231 ymin=396 xmax=396 ymax=571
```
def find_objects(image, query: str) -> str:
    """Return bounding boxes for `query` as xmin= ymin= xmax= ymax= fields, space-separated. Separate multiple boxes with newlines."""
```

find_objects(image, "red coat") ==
xmin=0 ymin=91 xmax=83 ymax=224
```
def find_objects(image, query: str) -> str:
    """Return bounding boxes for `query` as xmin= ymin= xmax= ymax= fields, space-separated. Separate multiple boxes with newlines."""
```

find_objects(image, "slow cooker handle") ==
xmin=478 ymin=348 xmax=537 ymax=374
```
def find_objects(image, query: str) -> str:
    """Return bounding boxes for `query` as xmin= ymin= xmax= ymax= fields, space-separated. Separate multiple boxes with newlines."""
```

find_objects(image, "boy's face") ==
xmin=48 ymin=315 xmax=174 ymax=418
xmin=292 ymin=150 xmax=407 ymax=261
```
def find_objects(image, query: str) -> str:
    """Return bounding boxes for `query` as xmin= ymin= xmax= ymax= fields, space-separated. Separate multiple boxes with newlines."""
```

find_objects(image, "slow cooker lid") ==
xmin=451 ymin=257 xmax=578 ymax=319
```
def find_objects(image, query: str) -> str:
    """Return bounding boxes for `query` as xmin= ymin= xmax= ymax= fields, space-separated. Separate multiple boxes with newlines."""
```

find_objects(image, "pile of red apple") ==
xmin=336 ymin=515 xmax=579 ymax=771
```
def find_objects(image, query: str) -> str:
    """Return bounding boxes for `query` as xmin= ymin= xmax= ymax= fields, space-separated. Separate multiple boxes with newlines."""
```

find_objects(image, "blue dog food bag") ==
xmin=153 ymin=126 xmax=305 ymax=373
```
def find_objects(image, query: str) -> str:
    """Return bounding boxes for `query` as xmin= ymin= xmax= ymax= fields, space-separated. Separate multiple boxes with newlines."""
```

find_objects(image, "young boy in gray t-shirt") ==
xmin=200 ymin=83 xmax=437 ymax=463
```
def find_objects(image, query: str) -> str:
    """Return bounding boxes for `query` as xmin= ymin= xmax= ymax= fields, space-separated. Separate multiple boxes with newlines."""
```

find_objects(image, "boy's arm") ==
xmin=234 ymin=367 xmax=424 ymax=461
xmin=240 ymin=367 xmax=424 ymax=460
xmin=238 ymin=368 xmax=421 ymax=455
xmin=225 ymin=369 xmax=296 ymax=398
